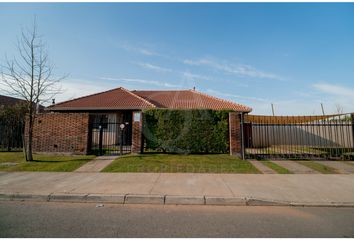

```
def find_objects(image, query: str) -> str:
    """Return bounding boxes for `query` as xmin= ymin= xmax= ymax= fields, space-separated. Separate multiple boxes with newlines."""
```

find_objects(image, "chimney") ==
xmin=52 ymin=99 xmax=55 ymax=105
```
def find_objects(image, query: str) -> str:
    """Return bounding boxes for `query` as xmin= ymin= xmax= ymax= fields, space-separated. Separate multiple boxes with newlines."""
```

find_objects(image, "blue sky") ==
xmin=1 ymin=3 xmax=354 ymax=115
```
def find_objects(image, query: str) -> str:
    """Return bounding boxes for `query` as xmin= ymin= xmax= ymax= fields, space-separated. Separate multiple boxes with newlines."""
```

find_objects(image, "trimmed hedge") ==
xmin=142 ymin=109 xmax=231 ymax=154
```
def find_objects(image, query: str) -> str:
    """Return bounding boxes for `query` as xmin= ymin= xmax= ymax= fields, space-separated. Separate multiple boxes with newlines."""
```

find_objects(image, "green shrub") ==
xmin=142 ymin=109 xmax=231 ymax=154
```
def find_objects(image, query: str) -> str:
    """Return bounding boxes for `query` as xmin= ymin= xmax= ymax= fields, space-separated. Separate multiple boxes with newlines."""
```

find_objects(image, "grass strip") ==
xmin=260 ymin=160 xmax=292 ymax=174
xmin=0 ymin=152 xmax=95 ymax=172
xmin=296 ymin=160 xmax=338 ymax=174
xmin=103 ymin=154 xmax=260 ymax=173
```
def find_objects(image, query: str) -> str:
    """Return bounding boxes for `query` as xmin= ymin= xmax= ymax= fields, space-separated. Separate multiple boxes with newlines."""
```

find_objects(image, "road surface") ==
xmin=0 ymin=201 xmax=354 ymax=237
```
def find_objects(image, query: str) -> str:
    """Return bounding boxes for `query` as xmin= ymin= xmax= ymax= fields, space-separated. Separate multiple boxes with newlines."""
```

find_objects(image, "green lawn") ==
xmin=296 ymin=160 xmax=338 ymax=174
xmin=0 ymin=152 xmax=96 ymax=172
xmin=259 ymin=160 xmax=292 ymax=174
xmin=102 ymin=154 xmax=260 ymax=173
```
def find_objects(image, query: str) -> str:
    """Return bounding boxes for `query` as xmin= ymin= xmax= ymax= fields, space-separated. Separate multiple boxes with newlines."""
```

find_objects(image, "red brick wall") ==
xmin=229 ymin=112 xmax=242 ymax=157
xmin=131 ymin=111 xmax=143 ymax=153
xmin=27 ymin=112 xmax=90 ymax=154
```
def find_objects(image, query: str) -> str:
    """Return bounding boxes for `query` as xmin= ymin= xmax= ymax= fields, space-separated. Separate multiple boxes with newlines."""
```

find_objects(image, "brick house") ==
xmin=31 ymin=87 xmax=251 ymax=156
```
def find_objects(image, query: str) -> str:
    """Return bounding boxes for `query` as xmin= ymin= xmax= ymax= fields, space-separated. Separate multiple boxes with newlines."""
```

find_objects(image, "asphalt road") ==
xmin=1 ymin=201 xmax=354 ymax=237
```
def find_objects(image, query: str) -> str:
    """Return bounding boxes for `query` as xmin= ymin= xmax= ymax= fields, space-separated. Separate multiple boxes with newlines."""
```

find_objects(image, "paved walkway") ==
xmin=1 ymin=171 xmax=354 ymax=205
xmin=248 ymin=160 xmax=276 ymax=174
xmin=271 ymin=160 xmax=319 ymax=174
xmin=75 ymin=156 xmax=116 ymax=172
xmin=314 ymin=161 xmax=354 ymax=174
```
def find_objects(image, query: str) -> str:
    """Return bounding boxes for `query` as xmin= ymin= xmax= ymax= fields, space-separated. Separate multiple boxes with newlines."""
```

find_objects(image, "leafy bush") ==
xmin=142 ymin=109 xmax=230 ymax=154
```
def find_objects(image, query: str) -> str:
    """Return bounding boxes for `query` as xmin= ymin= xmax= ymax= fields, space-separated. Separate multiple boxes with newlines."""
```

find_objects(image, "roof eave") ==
xmin=47 ymin=106 xmax=155 ymax=111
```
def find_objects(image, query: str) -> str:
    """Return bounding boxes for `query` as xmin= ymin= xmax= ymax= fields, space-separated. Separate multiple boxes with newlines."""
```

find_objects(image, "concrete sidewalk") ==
xmin=75 ymin=156 xmax=116 ymax=172
xmin=1 ymin=171 xmax=354 ymax=206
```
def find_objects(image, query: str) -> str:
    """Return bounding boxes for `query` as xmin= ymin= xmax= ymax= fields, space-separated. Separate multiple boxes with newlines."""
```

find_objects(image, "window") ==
xmin=92 ymin=114 xmax=108 ymax=129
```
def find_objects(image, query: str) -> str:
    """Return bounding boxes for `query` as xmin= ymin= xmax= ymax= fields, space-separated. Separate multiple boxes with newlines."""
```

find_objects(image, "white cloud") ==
xmin=119 ymin=43 xmax=160 ymax=56
xmin=204 ymin=88 xmax=344 ymax=116
xmin=52 ymin=77 xmax=182 ymax=106
xmin=52 ymin=79 xmax=115 ymax=105
xmin=311 ymin=82 xmax=354 ymax=114
xmin=0 ymin=75 xmax=100 ymax=106
xmin=313 ymin=83 xmax=354 ymax=98
xmin=2 ymin=76 xmax=184 ymax=107
xmin=136 ymin=62 xmax=172 ymax=73
xmin=184 ymin=58 xmax=283 ymax=81
xmin=138 ymin=49 xmax=157 ymax=56
xmin=100 ymin=77 xmax=181 ymax=88
xmin=182 ymin=71 xmax=210 ymax=81
xmin=205 ymin=89 xmax=269 ymax=103
xmin=0 ymin=81 xmax=13 ymax=95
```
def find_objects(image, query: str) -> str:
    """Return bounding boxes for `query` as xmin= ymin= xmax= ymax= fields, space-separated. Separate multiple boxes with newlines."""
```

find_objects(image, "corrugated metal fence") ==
xmin=243 ymin=113 xmax=354 ymax=159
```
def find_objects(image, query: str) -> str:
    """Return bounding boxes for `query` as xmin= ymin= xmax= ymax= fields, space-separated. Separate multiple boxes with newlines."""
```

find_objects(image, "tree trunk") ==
xmin=26 ymin=115 xmax=33 ymax=161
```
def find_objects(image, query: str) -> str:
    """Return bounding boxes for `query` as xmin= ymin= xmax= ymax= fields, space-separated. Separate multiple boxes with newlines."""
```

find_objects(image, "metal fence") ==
xmin=89 ymin=122 xmax=132 ymax=155
xmin=243 ymin=113 xmax=354 ymax=159
xmin=0 ymin=119 xmax=25 ymax=151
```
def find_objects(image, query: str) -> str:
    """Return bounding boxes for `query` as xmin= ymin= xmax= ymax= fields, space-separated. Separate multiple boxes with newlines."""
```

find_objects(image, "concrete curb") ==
xmin=1 ymin=193 xmax=354 ymax=207
xmin=86 ymin=194 xmax=125 ymax=204
xmin=50 ymin=193 xmax=88 ymax=202
xmin=206 ymin=196 xmax=246 ymax=205
xmin=165 ymin=195 xmax=205 ymax=205
xmin=125 ymin=194 xmax=165 ymax=204
xmin=246 ymin=198 xmax=290 ymax=206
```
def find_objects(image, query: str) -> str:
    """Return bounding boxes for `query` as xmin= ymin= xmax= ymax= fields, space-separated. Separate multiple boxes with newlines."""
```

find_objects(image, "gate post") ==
xmin=98 ymin=125 xmax=103 ymax=156
xmin=240 ymin=113 xmax=245 ymax=160
xmin=132 ymin=111 xmax=143 ymax=154
xmin=229 ymin=112 xmax=244 ymax=159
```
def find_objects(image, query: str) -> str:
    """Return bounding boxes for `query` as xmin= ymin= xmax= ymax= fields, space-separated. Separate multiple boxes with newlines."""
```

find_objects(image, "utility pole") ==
xmin=320 ymin=103 xmax=325 ymax=116
xmin=271 ymin=103 xmax=275 ymax=116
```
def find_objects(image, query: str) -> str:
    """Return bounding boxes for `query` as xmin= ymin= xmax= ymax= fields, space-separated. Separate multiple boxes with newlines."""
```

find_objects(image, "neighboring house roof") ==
xmin=48 ymin=87 xmax=252 ymax=112
xmin=0 ymin=95 xmax=26 ymax=107
xmin=0 ymin=94 xmax=45 ymax=111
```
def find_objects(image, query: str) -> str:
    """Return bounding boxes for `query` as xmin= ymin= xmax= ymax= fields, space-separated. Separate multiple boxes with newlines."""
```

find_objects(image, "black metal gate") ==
xmin=0 ymin=118 xmax=24 ymax=151
xmin=89 ymin=118 xmax=132 ymax=156
xmin=244 ymin=113 xmax=354 ymax=159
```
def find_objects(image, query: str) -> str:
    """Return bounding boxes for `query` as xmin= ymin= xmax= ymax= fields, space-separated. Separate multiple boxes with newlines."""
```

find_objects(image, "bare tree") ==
xmin=335 ymin=103 xmax=344 ymax=114
xmin=0 ymin=19 xmax=64 ymax=161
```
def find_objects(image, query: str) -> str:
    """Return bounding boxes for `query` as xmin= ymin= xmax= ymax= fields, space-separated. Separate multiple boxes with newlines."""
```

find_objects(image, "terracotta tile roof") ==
xmin=133 ymin=90 xmax=252 ymax=112
xmin=49 ymin=87 xmax=155 ymax=110
xmin=49 ymin=87 xmax=252 ymax=112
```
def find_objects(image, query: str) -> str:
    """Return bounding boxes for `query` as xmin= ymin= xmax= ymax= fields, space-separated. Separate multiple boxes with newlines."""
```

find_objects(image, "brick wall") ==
xmin=27 ymin=112 xmax=90 ymax=154
xmin=131 ymin=111 xmax=143 ymax=153
xmin=229 ymin=112 xmax=242 ymax=157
